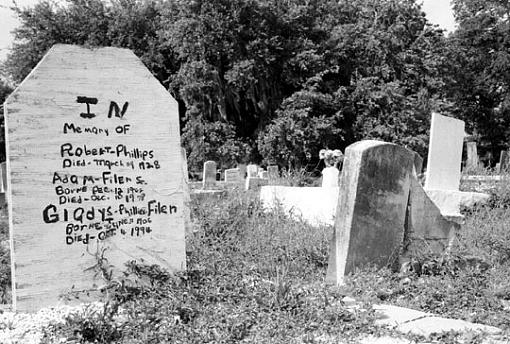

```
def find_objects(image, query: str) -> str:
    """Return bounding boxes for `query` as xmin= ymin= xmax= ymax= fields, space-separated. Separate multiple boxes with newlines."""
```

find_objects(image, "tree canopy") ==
xmin=1 ymin=0 xmax=509 ymax=169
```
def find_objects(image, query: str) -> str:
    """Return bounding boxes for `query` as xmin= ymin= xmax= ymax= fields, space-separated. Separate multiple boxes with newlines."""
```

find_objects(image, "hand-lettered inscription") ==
xmin=4 ymin=45 xmax=187 ymax=312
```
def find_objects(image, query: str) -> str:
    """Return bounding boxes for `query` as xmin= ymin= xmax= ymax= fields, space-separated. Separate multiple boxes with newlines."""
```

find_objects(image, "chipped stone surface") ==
xmin=404 ymin=178 xmax=459 ymax=256
xmin=425 ymin=189 xmax=489 ymax=217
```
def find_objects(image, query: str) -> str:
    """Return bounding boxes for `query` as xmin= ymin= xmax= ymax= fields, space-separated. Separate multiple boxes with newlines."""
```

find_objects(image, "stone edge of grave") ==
xmin=343 ymin=298 xmax=503 ymax=340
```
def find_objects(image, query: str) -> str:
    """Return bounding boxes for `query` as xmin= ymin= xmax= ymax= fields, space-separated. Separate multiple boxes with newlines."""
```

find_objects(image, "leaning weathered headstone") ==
xmin=224 ymin=168 xmax=241 ymax=184
xmin=499 ymin=150 xmax=509 ymax=173
xmin=424 ymin=113 xmax=465 ymax=190
xmin=202 ymin=161 xmax=217 ymax=189
xmin=326 ymin=140 xmax=460 ymax=285
xmin=267 ymin=165 xmax=279 ymax=182
xmin=247 ymin=164 xmax=258 ymax=178
xmin=465 ymin=141 xmax=479 ymax=171
xmin=3 ymin=44 xmax=187 ymax=312
xmin=327 ymin=141 xmax=415 ymax=284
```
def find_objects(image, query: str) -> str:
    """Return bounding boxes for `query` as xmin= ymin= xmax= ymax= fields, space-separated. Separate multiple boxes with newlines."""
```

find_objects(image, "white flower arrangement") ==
xmin=319 ymin=149 xmax=343 ymax=167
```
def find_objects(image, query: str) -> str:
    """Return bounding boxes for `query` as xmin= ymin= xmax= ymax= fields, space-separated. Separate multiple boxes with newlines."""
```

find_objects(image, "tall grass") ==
xmin=5 ymin=178 xmax=510 ymax=342
xmin=41 ymin=190 xmax=377 ymax=343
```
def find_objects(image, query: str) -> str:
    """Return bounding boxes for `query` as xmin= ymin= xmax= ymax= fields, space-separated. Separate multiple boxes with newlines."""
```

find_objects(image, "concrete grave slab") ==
xmin=260 ymin=186 xmax=339 ymax=226
xmin=374 ymin=304 xmax=431 ymax=327
xmin=4 ymin=44 xmax=188 ymax=312
xmin=425 ymin=113 xmax=465 ymax=190
xmin=424 ymin=189 xmax=489 ymax=218
xmin=398 ymin=316 xmax=502 ymax=336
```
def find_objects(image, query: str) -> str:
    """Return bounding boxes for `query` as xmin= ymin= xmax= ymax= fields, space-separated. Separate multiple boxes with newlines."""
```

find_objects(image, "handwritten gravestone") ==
xmin=424 ymin=113 xmax=465 ymax=190
xmin=202 ymin=161 xmax=217 ymax=189
xmin=3 ymin=44 xmax=187 ymax=312
xmin=224 ymin=168 xmax=241 ymax=184
xmin=465 ymin=141 xmax=479 ymax=171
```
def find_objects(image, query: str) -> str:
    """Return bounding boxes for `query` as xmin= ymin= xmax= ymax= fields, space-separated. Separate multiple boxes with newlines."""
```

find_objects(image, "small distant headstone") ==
xmin=237 ymin=164 xmax=247 ymax=179
xmin=424 ymin=113 xmax=465 ymax=190
xmin=499 ymin=150 xmax=509 ymax=173
xmin=0 ymin=162 xmax=5 ymax=193
xmin=258 ymin=171 xmax=268 ymax=179
xmin=247 ymin=164 xmax=258 ymax=178
xmin=245 ymin=177 xmax=268 ymax=191
xmin=465 ymin=141 xmax=479 ymax=170
xmin=4 ymin=44 xmax=188 ymax=312
xmin=202 ymin=161 xmax=217 ymax=189
xmin=267 ymin=165 xmax=279 ymax=182
xmin=224 ymin=168 xmax=241 ymax=184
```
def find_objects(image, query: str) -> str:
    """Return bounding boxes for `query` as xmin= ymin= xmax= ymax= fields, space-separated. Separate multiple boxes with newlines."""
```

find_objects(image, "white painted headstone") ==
xmin=202 ymin=161 xmax=217 ymax=189
xmin=424 ymin=113 xmax=465 ymax=190
xmin=247 ymin=164 xmax=258 ymax=178
xmin=322 ymin=167 xmax=339 ymax=187
xmin=3 ymin=44 xmax=187 ymax=312
xmin=224 ymin=168 xmax=241 ymax=184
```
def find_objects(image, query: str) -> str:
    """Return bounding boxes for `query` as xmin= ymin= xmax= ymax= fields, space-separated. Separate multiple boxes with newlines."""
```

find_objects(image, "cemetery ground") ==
xmin=1 ymin=178 xmax=510 ymax=343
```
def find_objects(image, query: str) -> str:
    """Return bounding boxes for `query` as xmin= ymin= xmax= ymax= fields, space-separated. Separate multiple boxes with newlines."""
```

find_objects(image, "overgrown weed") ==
xmin=42 ymin=190 xmax=375 ymax=343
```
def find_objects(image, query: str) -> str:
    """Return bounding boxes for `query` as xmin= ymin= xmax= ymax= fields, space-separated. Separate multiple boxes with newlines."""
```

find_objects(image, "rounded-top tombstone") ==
xmin=3 ymin=44 xmax=187 ymax=312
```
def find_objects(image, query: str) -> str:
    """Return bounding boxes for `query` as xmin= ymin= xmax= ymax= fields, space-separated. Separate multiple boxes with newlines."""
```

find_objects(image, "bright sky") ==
xmin=0 ymin=0 xmax=457 ymax=62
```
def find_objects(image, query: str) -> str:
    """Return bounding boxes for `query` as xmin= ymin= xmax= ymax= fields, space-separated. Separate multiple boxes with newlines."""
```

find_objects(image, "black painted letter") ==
xmin=76 ymin=96 xmax=98 ymax=119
